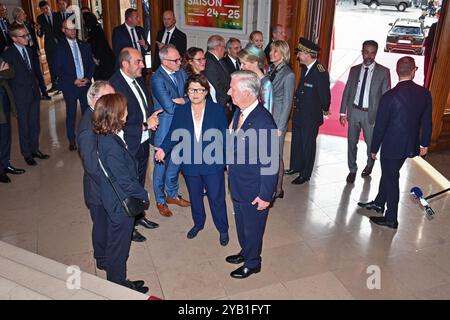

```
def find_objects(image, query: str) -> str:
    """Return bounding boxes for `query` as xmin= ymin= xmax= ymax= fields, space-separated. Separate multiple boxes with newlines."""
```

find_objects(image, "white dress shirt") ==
xmin=116 ymin=130 xmax=127 ymax=147
xmin=14 ymin=43 xmax=31 ymax=68
xmin=125 ymin=23 xmax=141 ymax=51
xmin=304 ymin=59 xmax=317 ymax=77
xmin=120 ymin=69 xmax=149 ymax=143
xmin=162 ymin=26 xmax=176 ymax=44
xmin=353 ymin=62 xmax=376 ymax=109
xmin=240 ymin=99 xmax=259 ymax=124
xmin=191 ymin=106 xmax=205 ymax=142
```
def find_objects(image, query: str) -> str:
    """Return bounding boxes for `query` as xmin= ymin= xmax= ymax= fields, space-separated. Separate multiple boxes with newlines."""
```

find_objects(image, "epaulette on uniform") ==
xmin=317 ymin=64 xmax=325 ymax=73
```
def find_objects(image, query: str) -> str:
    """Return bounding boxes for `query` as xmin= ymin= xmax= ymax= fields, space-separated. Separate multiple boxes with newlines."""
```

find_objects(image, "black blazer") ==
xmin=86 ymin=24 xmax=115 ymax=80
xmin=221 ymin=55 xmax=240 ymax=75
xmin=109 ymin=70 xmax=151 ymax=156
xmin=36 ymin=13 xmax=61 ymax=52
xmin=371 ymin=80 xmax=432 ymax=159
xmin=153 ymin=27 xmax=187 ymax=70
xmin=0 ymin=18 xmax=12 ymax=54
xmin=204 ymin=51 xmax=231 ymax=107
xmin=2 ymin=45 xmax=46 ymax=104
xmin=54 ymin=11 xmax=73 ymax=41
xmin=112 ymin=24 xmax=150 ymax=67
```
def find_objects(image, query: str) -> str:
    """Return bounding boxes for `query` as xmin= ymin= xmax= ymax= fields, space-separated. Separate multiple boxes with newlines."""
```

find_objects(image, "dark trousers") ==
xmin=16 ymin=98 xmax=40 ymax=158
xmin=290 ymin=119 xmax=319 ymax=178
xmin=45 ymin=47 xmax=57 ymax=85
xmin=105 ymin=208 xmax=135 ymax=285
xmin=374 ymin=157 xmax=406 ymax=223
xmin=88 ymin=204 xmax=108 ymax=267
xmin=136 ymin=141 xmax=150 ymax=186
xmin=233 ymin=200 xmax=269 ymax=269
xmin=0 ymin=112 xmax=11 ymax=173
xmin=63 ymin=87 xmax=89 ymax=144
xmin=184 ymin=171 xmax=228 ymax=234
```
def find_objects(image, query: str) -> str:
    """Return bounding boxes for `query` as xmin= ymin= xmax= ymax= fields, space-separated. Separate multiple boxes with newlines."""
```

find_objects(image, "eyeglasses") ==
xmin=16 ymin=33 xmax=30 ymax=38
xmin=192 ymin=57 xmax=207 ymax=62
xmin=165 ymin=58 xmax=182 ymax=63
xmin=187 ymin=88 xmax=207 ymax=95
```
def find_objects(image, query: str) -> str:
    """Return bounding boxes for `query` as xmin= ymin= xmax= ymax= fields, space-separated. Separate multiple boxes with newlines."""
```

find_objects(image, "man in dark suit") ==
xmin=10 ymin=7 xmax=51 ymax=101
xmin=109 ymin=47 xmax=160 ymax=242
xmin=226 ymin=70 xmax=278 ymax=279
xmin=53 ymin=20 xmax=95 ymax=151
xmin=264 ymin=24 xmax=286 ymax=62
xmin=358 ymin=57 xmax=432 ymax=229
xmin=151 ymin=44 xmax=190 ymax=218
xmin=0 ymin=59 xmax=26 ymax=183
xmin=204 ymin=35 xmax=233 ymax=122
xmin=153 ymin=10 xmax=187 ymax=71
xmin=339 ymin=40 xmax=391 ymax=183
xmin=2 ymin=24 xmax=50 ymax=166
xmin=77 ymin=81 xmax=115 ymax=270
xmin=221 ymin=37 xmax=242 ymax=75
xmin=0 ymin=3 xmax=12 ymax=54
xmin=112 ymin=8 xmax=150 ymax=73
xmin=286 ymin=38 xmax=331 ymax=185
xmin=55 ymin=0 xmax=73 ymax=39
xmin=36 ymin=0 xmax=60 ymax=92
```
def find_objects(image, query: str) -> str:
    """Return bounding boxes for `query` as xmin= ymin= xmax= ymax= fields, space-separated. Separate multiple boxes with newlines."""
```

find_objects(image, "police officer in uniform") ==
xmin=285 ymin=38 xmax=331 ymax=185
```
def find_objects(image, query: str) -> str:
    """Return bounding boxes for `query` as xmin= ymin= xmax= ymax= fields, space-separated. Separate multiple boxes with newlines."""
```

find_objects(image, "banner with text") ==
xmin=184 ymin=0 xmax=246 ymax=33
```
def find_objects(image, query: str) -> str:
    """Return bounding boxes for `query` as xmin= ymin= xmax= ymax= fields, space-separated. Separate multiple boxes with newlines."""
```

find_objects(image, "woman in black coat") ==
xmin=83 ymin=12 xmax=115 ymax=80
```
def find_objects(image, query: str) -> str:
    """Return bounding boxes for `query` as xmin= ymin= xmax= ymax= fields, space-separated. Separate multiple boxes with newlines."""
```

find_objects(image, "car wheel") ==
xmin=369 ymin=1 xmax=378 ymax=9
xmin=397 ymin=3 xmax=407 ymax=11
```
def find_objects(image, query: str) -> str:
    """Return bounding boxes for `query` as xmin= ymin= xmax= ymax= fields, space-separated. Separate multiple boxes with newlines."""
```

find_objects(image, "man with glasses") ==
xmin=151 ymin=44 xmax=190 ymax=218
xmin=109 ymin=47 xmax=161 ymax=242
xmin=204 ymin=35 xmax=233 ymax=122
xmin=3 ymin=24 xmax=50 ymax=167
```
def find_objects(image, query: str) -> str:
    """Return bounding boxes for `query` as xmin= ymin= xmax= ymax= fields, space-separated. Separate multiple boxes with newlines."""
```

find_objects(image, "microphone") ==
xmin=410 ymin=186 xmax=435 ymax=217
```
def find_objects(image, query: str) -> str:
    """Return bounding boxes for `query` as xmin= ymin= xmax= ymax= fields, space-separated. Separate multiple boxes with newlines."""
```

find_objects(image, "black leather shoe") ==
xmin=131 ymin=280 xmax=145 ymax=288
xmin=284 ymin=169 xmax=298 ymax=176
xmin=357 ymin=201 xmax=384 ymax=213
xmin=132 ymin=229 xmax=146 ymax=242
xmin=137 ymin=217 xmax=159 ymax=229
xmin=32 ymin=151 xmax=50 ymax=159
xmin=187 ymin=226 xmax=203 ymax=239
xmin=5 ymin=166 xmax=25 ymax=175
xmin=0 ymin=173 xmax=11 ymax=183
xmin=369 ymin=216 xmax=398 ymax=229
xmin=230 ymin=265 xmax=261 ymax=279
xmin=361 ymin=166 xmax=373 ymax=177
xmin=122 ymin=280 xmax=149 ymax=294
xmin=24 ymin=157 xmax=37 ymax=166
xmin=346 ymin=172 xmax=356 ymax=183
xmin=219 ymin=232 xmax=229 ymax=246
xmin=225 ymin=254 xmax=245 ymax=264
xmin=292 ymin=176 xmax=310 ymax=185
xmin=69 ymin=143 xmax=77 ymax=151
xmin=275 ymin=190 xmax=284 ymax=199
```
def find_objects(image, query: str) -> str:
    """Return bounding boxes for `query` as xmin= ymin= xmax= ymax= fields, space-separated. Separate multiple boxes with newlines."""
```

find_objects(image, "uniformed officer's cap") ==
xmin=295 ymin=37 xmax=320 ymax=54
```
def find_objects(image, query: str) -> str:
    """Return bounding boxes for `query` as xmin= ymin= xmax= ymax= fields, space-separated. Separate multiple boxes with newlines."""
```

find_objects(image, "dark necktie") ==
xmin=22 ymin=48 xmax=31 ymax=71
xmin=47 ymin=15 xmax=52 ymax=27
xmin=0 ymin=19 xmax=7 ymax=40
xmin=358 ymin=67 xmax=369 ymax=108
xmin=165 ymin=31 xmax=171 ymax=44
xmin=169 ymin=73 xmax=178 ymax=87
xmin=235 ymin=60 xmax=240 ymax=71
xmin=130 ymin=28 xmax=137 ymax=49
xmin=132 ymin=80 xmax=148 ymax=114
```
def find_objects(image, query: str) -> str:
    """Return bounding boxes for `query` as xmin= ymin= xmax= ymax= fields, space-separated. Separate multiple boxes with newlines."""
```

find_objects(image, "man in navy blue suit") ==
xmin=53 ymin=20 xmax=95 ymax=151
xmin=226 ymin=70 xmax=278 ymax=279
xmin=3 ymin=24 xmax=50 ymax=166
xmin=151 ymin=44 xmax=190 ymax=218
xmin=77 ymin=81 xmax=114 ymax=271
xmin=112 ymin=8 xmax=150 ymax=73
xmin=109 ymin=48 xmax=160 ymax=242
xmin=358 ymin=56 xmax=432 ymax=229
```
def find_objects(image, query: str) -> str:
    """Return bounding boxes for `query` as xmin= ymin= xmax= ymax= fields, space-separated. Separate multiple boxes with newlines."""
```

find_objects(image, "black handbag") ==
xmin=97 ymin=138 xmax=146 ymax=218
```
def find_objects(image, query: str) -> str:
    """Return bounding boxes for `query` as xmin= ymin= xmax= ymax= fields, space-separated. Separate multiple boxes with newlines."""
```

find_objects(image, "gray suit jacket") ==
xmin=271 ymin=64 xmax=296 ymax=132
xmin=340 ymin=62 xmax=391 ymax=124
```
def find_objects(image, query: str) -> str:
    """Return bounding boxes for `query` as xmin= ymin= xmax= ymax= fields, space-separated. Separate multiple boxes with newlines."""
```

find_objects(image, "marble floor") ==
xmin=1 ymin=93 xmax=450 ymax=300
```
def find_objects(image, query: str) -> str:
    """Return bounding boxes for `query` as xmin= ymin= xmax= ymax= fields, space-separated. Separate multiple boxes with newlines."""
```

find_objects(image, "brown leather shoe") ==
xmin=166 ymin=196 xmax=191 ymax=207
xmin=156 ymin=203 xmax=173 ymax=217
